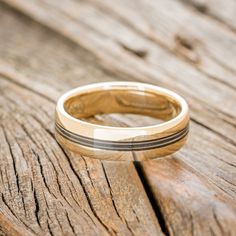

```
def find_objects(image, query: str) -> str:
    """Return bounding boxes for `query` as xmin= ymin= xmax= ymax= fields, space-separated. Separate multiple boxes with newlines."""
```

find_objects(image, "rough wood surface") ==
xmin=141 ymin=158 xmax=236 ymax=236
xmin=180 ymin=0 xmax=236 ymax=32
xmin=0 ymin=4 xmax=161 ymax=236
xmin=0 ymin=0 xmax=236 ymax=235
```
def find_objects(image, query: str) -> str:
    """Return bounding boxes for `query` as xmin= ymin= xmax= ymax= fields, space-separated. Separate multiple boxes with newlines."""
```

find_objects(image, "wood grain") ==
xmin=0 ymin=5 xmax=162 ymax=236
xmin=3 ymin=0 xmax=236 ymax=142
xmin=87 ymin=0 xmax=236 ymax=88
xmin=0 ymin=75 xmax=162 ymax=236
xmin=141 ymin=158 xmax=236 ymax=236
xmin=180 ymin=0 xmax=236 ymax=32
xmin=1 ymin=0 xmax=235 ymax=188
xmin=0 ymin=0 xmax=236 ymax=235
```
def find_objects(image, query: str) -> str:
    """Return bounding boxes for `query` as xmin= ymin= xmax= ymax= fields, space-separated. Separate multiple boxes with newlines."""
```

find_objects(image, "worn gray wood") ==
xmin=0 ymin=0 xmax=236 ymax=235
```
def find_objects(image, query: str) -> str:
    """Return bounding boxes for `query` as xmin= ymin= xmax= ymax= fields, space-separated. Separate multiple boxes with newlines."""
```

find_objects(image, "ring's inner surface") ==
xmin=64 ymin=89 xmax=181 ymax=127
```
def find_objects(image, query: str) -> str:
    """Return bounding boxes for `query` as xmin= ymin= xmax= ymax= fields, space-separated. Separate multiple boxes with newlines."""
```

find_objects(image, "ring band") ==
xmin=55 ymin=82 xmax=189 ymax=161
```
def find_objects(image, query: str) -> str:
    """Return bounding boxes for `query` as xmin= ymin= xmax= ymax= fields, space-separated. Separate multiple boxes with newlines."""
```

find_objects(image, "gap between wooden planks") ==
xmin=0 ymin=1 xmax=236 ymax=235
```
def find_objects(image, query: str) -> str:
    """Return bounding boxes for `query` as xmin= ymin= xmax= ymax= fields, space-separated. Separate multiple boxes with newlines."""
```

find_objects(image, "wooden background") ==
xmin=0 ymin=0 xmax=236 ymax=235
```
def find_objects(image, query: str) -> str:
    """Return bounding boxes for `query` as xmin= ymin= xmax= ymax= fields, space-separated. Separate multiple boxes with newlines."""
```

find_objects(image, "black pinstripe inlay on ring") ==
xmin=55 ymin=122 xmax=189 ymax=151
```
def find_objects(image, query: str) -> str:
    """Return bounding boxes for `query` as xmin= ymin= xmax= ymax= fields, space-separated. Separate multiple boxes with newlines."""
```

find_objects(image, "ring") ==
xmin=55 ymin=82 xmax=189 ymax=161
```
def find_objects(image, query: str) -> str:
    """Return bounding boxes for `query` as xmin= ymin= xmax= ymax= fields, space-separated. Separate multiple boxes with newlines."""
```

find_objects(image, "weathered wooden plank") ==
xmin=89 ymin=113 xmax=236 ymax=235
xmin=87 ymin=0 xmax=236 ymax=88
xmin=2 ymin=0 xmax=235 ymax=144
xmin=180 ymin=0 xmax=236 ymax=32
xmin=141 ymin=158 xmax=236 ymax=236
xmin=3 ymin=0 xmax=236 ymax=143
xmin=85 ymin=111 xmax=236 ymax=235
xmin=1 ymin=1 xmax=236 ymax=235
xmin=0 ymin=68 xmax=161 ymax=236
xmin=1 ymin=0 xmax=236 ymax=197
xmin=0 ymin=5 xmax=162 ymax=236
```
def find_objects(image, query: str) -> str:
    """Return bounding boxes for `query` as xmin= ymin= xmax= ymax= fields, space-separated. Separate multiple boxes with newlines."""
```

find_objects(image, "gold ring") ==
xmin=55 ymin=82 xmax=189 ymax=161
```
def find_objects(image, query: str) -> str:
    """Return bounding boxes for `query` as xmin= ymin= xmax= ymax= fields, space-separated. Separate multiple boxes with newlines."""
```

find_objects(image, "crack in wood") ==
xmin=32 ymin=189 xmax=41 ymax=227
xmin=101 ymin=162 xmax=123 ymax=222
xmin=65 ymin=212 xmax=77 ymax=235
